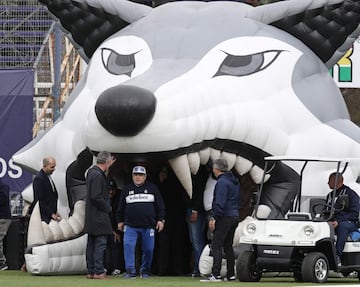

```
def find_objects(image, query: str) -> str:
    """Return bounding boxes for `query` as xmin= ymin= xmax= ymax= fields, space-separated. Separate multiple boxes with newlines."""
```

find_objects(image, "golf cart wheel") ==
xmin=301 ymin=252 xmax=328 ymax=283
xmin=236 ymin=250 xmax=261 ymax=282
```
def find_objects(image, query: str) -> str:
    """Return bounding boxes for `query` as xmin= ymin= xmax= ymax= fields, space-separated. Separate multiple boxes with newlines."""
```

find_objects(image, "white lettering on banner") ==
xmin=0 ymin=158 xmax=6 ymax=177
xmin=8 ymin=159 xmax=22 ymax=178
xmin=126 ymin=193 xmax=155 ymax=203
xmin=0 ymin=157 xmax=23 ymax=178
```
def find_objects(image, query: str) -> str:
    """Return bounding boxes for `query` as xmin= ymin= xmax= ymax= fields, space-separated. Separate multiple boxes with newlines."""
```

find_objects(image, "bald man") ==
xmin=326 ymin=172 xmax=360 ymax=268
xmin=29 ymin=156 xmax=60 ymax=223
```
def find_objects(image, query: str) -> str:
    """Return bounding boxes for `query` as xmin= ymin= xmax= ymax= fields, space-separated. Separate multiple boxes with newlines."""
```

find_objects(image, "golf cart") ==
xmin=237 ymin=156 xmax=360 ymax=283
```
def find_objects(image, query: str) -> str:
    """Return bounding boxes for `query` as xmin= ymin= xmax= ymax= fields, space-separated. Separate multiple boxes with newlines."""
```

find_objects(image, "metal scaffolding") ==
xmin=0 ymin=0 xmax=83 ymax=137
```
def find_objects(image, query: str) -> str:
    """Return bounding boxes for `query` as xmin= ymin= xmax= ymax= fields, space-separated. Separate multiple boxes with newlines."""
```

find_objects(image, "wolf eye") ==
xmin=213 ymin=50 xmax=283 ymax=77
xmin=101 ymin=48 xmax=138 ymax=76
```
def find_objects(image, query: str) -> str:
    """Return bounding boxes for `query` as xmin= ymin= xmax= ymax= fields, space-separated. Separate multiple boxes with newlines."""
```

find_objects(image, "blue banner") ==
xmin=0 ymin=69 xmax=33 ymax=193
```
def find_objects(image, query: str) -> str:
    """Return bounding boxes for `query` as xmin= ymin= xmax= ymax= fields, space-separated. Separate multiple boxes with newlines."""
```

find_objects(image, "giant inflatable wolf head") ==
xmin=13 ymin=0 xmax=360 ymax=274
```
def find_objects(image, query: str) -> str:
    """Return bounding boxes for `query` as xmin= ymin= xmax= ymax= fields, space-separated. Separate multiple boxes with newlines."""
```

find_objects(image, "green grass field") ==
xmin=0 ymin=271 xmax=360 ymax=287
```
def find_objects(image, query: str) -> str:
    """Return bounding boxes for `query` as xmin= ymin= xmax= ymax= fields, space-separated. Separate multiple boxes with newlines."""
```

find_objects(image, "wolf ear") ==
xmin=39 ymin=0 xmax=152 ymax=62
xmin=267 ymin=0 xmax=360 ymax=68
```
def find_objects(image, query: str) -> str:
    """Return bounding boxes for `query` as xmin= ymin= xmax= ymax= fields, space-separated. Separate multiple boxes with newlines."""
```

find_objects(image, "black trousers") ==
xmin=211 ymin=216 xmax=238 ymax=277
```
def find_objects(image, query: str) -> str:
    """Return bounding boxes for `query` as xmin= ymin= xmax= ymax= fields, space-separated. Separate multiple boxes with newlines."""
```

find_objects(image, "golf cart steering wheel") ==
xmin=311 ymin=202 xmax=332 ymax=219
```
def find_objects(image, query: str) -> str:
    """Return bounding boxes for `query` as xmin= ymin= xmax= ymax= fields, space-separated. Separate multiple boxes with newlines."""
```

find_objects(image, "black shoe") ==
xmin=200 ymin=274 xmax=222 ymax=282
xmin=224 ymin=275 xmax=236 ymax=281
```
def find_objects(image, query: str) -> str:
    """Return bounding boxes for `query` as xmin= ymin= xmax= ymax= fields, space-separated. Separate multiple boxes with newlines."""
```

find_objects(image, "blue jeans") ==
xmin=187 ymin=208 xmax=206 ymax=275
xmin=86 ymin=234 xmax=108 ymax=275
xmin=123 ymin=226 xmax=155 ymax=275
xmin=336 ymin=220 xmax=358 ymax=257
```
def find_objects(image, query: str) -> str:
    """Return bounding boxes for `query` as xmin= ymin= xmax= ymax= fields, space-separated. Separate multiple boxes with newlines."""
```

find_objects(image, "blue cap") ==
xmin=132 ymin=166 xmax=146 ymax=174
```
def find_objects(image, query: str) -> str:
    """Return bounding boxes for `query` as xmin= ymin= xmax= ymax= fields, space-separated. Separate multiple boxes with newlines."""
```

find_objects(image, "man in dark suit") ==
xmin=29 ymin=156 xmax=60 ymax=223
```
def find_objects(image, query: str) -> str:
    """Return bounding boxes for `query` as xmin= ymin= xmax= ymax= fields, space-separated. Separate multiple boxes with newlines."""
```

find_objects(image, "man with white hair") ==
xmin=201 ymin=158 xmax=240 ymax=282
xmin=85 ymin=151 xmax=116 ymax=280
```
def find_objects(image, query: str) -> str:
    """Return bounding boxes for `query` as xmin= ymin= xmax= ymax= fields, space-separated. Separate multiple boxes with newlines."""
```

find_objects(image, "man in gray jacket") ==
xmin=85 ymin=151 xmax=116 ymax=279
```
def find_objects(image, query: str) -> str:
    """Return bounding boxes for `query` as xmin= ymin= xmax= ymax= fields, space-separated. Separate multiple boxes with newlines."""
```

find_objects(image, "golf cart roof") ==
xmin=264 ymin=156 xmax=360 ymax=163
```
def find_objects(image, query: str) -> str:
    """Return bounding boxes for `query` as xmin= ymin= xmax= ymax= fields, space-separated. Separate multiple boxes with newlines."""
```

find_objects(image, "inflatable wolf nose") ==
xmin=95 ymin=85 xmax=156 ymax=136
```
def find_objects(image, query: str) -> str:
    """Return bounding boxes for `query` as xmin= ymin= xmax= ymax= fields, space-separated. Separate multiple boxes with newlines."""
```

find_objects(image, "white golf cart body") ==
xmin=238 ymin=156 xmax=360 ymax=283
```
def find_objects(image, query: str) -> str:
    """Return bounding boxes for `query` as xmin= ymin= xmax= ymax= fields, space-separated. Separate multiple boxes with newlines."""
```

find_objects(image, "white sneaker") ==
xmin=112 ymin=269 xmax=121 ymax=276
xmin=200 ymin=274 xmax=222 ymax=282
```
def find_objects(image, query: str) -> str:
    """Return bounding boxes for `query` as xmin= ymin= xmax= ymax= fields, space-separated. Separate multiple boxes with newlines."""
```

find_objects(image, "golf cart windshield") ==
xmin=254 ymin=156 xmax=360 ymax=221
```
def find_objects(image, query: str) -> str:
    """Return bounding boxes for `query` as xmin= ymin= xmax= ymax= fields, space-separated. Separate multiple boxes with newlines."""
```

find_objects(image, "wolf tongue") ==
xmin=169 ymin=155 xmax=193 ymax=198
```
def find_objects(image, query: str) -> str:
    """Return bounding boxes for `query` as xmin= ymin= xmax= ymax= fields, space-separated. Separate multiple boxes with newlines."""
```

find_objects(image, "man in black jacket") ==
xmin=0 ymin=178 xmax=11 ymax=270
xmin=85 ymin=151 xmax=116 ymax=280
